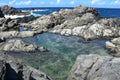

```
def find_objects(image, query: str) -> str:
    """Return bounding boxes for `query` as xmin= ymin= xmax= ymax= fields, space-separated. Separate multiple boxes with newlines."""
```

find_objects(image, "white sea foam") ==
xmin=22 ymin=9 xmax=48 ymax=12
xmin=4 ymin=15 xmax=31 ymax=19
xmin=30 ymin=12 xmax=42 ymax=17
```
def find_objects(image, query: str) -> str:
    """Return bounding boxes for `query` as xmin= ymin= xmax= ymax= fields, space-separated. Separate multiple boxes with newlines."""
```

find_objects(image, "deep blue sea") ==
xmin=17 ymin=7 xmax=120 ymax=18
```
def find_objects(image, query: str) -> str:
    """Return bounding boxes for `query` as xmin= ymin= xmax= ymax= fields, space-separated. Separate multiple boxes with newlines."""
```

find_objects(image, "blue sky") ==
xmin=0 ymin=0 xmax=120 ymax=8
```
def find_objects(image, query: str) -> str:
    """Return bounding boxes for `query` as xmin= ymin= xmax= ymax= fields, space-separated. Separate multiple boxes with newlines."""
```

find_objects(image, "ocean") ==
xmin=17 ymin=7 xmax=120 ymax=18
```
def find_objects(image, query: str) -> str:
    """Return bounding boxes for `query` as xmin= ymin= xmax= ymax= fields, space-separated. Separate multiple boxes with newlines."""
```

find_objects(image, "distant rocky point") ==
xmin=0 ymin=5 xmax=29 ymax=15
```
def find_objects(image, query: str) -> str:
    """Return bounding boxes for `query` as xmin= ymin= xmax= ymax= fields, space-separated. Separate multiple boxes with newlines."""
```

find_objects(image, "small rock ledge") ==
xmin=0 ymin=39 xmax=47 ymax=52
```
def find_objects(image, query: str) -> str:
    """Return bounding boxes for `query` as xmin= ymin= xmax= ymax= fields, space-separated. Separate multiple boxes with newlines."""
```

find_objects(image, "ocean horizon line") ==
xmin=15 ymin=6 xmax=120 ymax=9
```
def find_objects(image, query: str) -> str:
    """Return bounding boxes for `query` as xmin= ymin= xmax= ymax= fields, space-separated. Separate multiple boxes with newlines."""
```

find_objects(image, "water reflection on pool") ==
xmin=9 ymin=32 xmax=109 ymax=80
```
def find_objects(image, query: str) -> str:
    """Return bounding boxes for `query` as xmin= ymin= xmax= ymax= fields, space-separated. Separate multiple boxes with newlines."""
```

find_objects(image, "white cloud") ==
xmin=111 ymin=0 xmax=120 ymax=5
xmin=91 ymin=0 xmax=105 ymax=5
xmin=40 ymin=2 xmax=45 ymax=5
xmin=56 ymin=0 xmax=60 ymax=4
xmin=15 ymin=0 xmax=31 ymax=5
xmin=70 ymin=1 xmax=75 ymax=4
xmin=9 ymin=0 xmax=16 ymax=5
xmin=115 ymin=0 xmax=120 ymax=4
xmin=91 ymin=0 xmax=98 ymax=4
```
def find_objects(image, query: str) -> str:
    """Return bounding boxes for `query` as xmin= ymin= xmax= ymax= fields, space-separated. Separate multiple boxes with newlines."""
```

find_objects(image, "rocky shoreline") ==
xmin=0 ymin=5 xmax=120 ymax=80
xmin=0 ymin=52 xmax=52 ymax=80
xmin=28 ymin=5 xmax=120 ymax=40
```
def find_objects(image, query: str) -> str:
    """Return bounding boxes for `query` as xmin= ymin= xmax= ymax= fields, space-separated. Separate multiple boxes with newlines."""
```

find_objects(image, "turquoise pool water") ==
xmin=9 ymin=32 xmax=109 ymax=80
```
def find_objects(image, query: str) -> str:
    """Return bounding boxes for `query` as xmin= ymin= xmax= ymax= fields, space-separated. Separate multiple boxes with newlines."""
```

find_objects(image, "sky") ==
xmin=0 ymin=0 xmax=120 ymax=8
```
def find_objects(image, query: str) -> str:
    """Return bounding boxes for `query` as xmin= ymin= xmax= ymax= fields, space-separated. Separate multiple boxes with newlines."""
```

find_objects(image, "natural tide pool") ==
xmin=8 ymin=32 xmax=109 ymax=80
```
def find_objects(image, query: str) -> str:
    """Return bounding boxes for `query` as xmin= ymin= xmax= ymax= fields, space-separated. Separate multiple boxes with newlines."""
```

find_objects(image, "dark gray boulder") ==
xmin=0 ymin=53 xmax=52 ymax=80
xmin=0 ymin=5 xmax=21 ymax=15
xmin=0 ymin=5 xmax=29 ymax=15
xmin=0 ymin=18 xmax=19 ymax=31
xmin=68 ymin=54 xmax=120 ymax=80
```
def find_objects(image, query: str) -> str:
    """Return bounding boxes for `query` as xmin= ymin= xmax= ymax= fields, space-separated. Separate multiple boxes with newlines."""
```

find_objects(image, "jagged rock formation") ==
xmin=0 ymin=17 xmax=34 ymax=32
xmin=68 ymin=54 xmax=120 ymax=80
xmin=51 ymin=18 xmax=120 ymax=40
xmin=0 ymin=39 xmax=47 ymax=52
xmin=106 ymin=37 xmax=120 ymax=56
xmin=0 ymin=18 xmax=19 ymax=31
xmin=29 ymin=6 xmax=99 ymax=33
xmin=0 ymin=53 xmax=52 ymax=80
xmin=29 ymin=5 xmax=120 ymax=40
xmin=0 ymin=5 xmax=29 ymax=15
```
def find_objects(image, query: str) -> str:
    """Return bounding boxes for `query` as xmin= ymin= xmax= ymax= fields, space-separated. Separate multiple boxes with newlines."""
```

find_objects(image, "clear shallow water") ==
xmin=9 ymin=33 xmax=109 ymax=80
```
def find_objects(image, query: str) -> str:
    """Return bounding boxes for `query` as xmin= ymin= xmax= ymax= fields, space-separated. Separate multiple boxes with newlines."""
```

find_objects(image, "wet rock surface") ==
xmin=0 ymin=39 xmax=47 ymax=52
xmin=68 ymin=54 xmax=120 ymax=80
xmin=106 ymin=37 xmax=120 ymax=56
xmin=0 ymin=53 xmax=52 ymax=80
